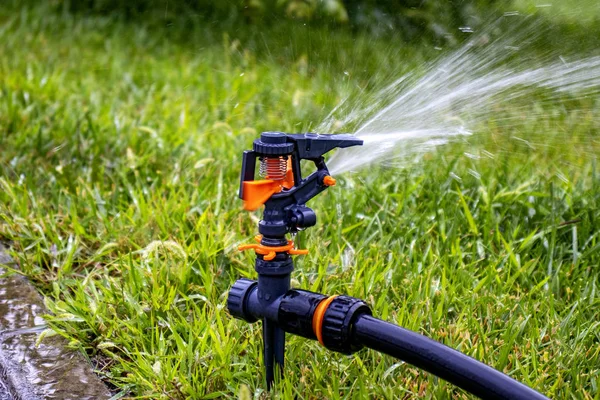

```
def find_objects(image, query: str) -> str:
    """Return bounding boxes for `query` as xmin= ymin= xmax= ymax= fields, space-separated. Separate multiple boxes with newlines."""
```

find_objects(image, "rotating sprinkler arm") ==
xmin=228 ymin=131 xmax=549 ymax=399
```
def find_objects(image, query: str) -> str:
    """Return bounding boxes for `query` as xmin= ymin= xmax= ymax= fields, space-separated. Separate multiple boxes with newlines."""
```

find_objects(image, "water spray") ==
xmin=227 ymin=131 xmax=549 ymax=399
xmin=322 ymin=17 xmax=600 ymax=175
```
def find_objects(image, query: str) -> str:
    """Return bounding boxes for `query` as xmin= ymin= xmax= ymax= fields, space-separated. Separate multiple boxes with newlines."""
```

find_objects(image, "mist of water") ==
xmin=322 ymin=16 xmax=600 ymax=174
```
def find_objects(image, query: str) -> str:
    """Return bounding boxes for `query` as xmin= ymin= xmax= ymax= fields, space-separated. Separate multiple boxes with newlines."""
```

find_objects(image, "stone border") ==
xmin=0 ymin=243 xmax=111 ymax=400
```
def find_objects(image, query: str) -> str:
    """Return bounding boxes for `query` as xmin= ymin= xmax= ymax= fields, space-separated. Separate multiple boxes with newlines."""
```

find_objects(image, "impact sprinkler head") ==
xmin=238 ymin=131 xmax=362 ymax=230
xmin=236 ymin=131 xmax=362 ymax=262
xmin=239 ymin=131 xmax=362 ymax=212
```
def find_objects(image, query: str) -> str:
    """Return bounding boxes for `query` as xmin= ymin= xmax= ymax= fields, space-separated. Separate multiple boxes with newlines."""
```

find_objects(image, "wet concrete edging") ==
xmin=0 ymin=243 xmax=111 ymax=400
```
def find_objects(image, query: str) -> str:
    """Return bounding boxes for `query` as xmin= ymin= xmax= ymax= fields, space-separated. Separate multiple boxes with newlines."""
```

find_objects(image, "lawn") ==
xmin=1 ymin=2 xmax=599 ymax=399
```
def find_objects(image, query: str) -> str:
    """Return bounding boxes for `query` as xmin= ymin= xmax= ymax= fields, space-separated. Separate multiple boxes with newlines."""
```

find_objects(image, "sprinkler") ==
xmin=227 ymin=132 xmax=549 ymax=400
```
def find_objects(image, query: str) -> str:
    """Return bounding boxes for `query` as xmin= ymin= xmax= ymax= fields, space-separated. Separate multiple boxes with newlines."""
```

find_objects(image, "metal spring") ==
xmin=259 ymin=156 xmax=287 ymax=180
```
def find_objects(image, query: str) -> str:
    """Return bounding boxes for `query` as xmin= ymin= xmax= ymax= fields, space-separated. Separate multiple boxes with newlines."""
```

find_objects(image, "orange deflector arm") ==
xmin=242 ymin=180 xmax=283 ymax=211
xmin=242 ymin=161 xmax=295 ymax=211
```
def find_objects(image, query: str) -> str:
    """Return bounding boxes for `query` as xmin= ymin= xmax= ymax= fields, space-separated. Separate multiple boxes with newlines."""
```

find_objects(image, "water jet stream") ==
xmin=322 ymin=17 xmax=600 ymax=174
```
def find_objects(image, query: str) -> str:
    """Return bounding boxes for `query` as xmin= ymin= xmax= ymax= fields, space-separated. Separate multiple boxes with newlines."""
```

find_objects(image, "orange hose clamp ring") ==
xmin=312 ymin=295 xmax=338 ymax=346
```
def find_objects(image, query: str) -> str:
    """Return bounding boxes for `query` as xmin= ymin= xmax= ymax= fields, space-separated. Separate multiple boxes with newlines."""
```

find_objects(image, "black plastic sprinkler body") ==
xmin=228 ymin=132 xmax=549 ymax=399
xmin=231 ymin=131 xmax=361 ymax=387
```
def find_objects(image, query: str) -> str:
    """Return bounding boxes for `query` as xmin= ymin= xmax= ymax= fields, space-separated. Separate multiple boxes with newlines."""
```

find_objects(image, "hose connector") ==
xmin=314 ymin=295 xmax=372 ymax=354
xmin=276 ymin=290 xmax=371 ymax=354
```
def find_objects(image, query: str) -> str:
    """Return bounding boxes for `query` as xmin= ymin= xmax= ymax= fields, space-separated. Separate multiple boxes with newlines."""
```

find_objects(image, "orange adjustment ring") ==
xmin=312 ymin=295 xmax=338 ymax=346
xmin=238 ymin=235 xmax=309 ymax=261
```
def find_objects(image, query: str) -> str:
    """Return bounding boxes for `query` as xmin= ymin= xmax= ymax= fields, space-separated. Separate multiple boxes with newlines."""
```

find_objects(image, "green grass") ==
xmin=1 ymin=2 xmax=600 ymax=399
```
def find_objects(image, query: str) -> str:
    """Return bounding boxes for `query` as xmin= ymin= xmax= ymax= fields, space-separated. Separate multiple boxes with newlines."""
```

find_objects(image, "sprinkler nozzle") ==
xmin=323 ymin=175 xmax=336 ymax=186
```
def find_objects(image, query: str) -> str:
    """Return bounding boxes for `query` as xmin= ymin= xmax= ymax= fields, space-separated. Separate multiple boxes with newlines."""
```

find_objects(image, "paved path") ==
xmin=0 ymin=243 xmax=111 ymax=399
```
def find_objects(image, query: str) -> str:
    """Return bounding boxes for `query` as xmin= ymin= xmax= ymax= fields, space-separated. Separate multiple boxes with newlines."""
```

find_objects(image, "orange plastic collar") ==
xmin=312 ymin=295 xmax=337 ymax=346
xmin=238 ymin=235 xmax=308 ymax=261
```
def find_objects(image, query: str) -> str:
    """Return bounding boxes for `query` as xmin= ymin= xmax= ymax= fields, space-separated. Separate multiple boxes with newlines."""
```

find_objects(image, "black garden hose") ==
xmin=353 ymin=314 xmax=549 ymax=400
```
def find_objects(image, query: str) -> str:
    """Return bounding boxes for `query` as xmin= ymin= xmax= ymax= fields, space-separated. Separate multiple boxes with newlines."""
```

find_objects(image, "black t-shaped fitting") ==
xmin=227 ymin=280 xmax=372 ymax=354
